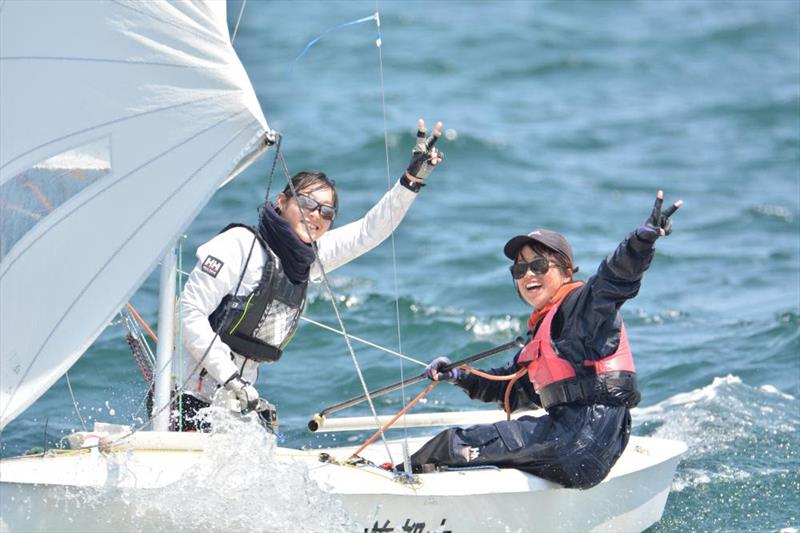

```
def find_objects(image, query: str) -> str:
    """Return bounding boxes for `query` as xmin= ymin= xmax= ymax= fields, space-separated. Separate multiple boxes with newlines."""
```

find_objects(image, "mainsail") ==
xmin=0 ymin=0 xmax=270 ymax=429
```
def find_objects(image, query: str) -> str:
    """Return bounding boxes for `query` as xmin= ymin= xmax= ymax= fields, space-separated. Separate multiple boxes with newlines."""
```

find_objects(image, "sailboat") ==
xmin=0 ymin=2 xmax=686 ymax=532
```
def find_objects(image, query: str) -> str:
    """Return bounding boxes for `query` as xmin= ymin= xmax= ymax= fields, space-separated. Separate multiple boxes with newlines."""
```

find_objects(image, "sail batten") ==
xmin=0 ymin=0 xmax=269 ymax=428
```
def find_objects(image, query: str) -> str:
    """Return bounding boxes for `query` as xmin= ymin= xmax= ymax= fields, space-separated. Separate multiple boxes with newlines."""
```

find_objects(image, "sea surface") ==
xmin=2 ymin=1 xmax=798 ymax=531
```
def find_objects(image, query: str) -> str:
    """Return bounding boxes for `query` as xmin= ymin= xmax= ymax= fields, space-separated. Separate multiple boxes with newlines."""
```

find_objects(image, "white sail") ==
xmin=0 ymin=0 xmax=269 ymax=429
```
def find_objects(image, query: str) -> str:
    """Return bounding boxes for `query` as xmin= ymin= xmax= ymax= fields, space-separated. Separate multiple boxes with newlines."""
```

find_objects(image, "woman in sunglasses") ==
xmin=408 ymin=191 xmax=682 ymax=489
xmin=175 ymin=120 xmax=443 ymax=430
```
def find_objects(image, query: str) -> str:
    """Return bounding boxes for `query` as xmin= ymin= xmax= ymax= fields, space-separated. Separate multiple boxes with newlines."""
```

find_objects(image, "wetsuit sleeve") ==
xmin=570 ymin=229 xmax=656 ymax=315
xmin=598 ymin=230 xmax=656 ymax=295
xmin=554 ymin=230 xmax=656 ymax=362
xmin=180 ymin=230 xmax=256 ymax=385
xmin=456 ymin=353 xmax=542 ymax=411
xmin=310 ymin=180 xmax=417 ymax=280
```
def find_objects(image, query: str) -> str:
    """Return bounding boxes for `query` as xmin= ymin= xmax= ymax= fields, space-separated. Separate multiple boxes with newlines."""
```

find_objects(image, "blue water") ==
xmin=3 ymin=1 xmax=799 ymax=531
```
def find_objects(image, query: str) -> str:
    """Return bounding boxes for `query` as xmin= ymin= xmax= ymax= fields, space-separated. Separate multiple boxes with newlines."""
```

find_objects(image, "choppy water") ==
xmin=2 ymin=1 xmax=798 ymax=531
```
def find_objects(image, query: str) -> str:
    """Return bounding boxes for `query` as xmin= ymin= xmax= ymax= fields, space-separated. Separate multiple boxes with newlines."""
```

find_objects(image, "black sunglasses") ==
xmin=509 ymin=257 xmax=555 ymax=279
xmin=296 ymin=193 xmax=336 ymax=221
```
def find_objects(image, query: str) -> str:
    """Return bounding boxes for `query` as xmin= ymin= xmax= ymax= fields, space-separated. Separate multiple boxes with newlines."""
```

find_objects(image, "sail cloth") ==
xmin=0 ymin=1 xmax=270 ymax=429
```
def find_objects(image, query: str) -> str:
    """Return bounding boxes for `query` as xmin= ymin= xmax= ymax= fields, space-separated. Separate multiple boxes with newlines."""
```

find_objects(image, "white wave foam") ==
xmin=634 ymin=375 xmax=799 ymax=492
xmin=464 ymin=315 xmax=522 ymax=338
xmin=134 ymin=409 xmax=355 ymax=531
xmin=634 ymin=375 xmax=743 ymax=418
xmin=760 ymin=384 xmax=795 ymax=400
xmin=309 ymin=290 xmax=363 ymax=309
xmin=410 ymin=302 xmax=464 ymax=317
xmin=631 ymin=307 xmax=688 ymax=324
xmin=751 ymin=204 xmax=794 ymax=222
xmin=671 ymin=464 xmax=752 ymax=492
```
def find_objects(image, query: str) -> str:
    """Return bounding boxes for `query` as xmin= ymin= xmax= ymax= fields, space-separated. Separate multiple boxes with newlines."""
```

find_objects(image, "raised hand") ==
xmin=636 ymin=190 xmax=683 ymax=242
xmin=405 ymin=118 xmax=444 ymax=182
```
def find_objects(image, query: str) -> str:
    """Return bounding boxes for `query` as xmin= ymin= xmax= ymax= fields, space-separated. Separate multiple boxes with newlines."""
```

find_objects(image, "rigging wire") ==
xmin=108 ymin=8 xmax=413 ymax=454
xmin=112 ymin=135 xmax=274 ymax=442
xmin=230 ymin=0 xmax=247 ymax=44
xmin=41 ymin=1 xmax=271 ymax=448
xmin=372 ymin=1 xmax=413 ymax=469
xmin=299 ymin=316 xmax=425 ymax=367
xmin=64 ymin=371 xmax=88 ymax=432
xmin=176 ymin=235 xmax=185 ymax=430
xmin=276 ymin=150 xmax=396 ymax=465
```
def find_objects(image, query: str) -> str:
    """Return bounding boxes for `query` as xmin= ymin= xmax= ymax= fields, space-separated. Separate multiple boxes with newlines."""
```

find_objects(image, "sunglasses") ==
xmin=509 ymin=257 xmax=556 ymax=279
xmin=295 ymin=193 xmax=336 ymax=221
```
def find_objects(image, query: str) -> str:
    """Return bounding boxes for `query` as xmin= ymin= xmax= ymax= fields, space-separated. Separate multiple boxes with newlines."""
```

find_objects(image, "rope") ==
xmin=126 ymin=333 xmax=154 ymax=385
xmin=350 ymin=381 xmax=439 ymax=459
xmin=461 ymin=364 xmax=529 ymax=421
xmin=290 ymin=13 xmax=378 ymax=75
xmin=126 ymin=303 xmax=158 ymax=343
xmin=502 ymin=368 xmax=528 ymax=421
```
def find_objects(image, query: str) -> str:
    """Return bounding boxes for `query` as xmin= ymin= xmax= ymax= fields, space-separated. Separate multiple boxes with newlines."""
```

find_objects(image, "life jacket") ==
xmin=517 ymin=297 xmax=640 ymax=410
xmin=208 ymin=224 xmax=307 ymax=363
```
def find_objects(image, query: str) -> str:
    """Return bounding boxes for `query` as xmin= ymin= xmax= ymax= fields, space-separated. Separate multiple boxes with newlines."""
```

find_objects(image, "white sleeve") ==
xmin=180 ymin=229 xmax=260 ymax=385
xmin=310 ymin=180 xmax=417 ymax=280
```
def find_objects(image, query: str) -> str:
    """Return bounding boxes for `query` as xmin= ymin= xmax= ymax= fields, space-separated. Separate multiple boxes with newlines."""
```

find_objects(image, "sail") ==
xmin=0 ymin=0 xmax=269 ymax=429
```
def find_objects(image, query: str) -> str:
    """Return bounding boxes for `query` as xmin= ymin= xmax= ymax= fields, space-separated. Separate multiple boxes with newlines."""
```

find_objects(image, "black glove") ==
xmin=224 ymin=374 xmax=260 ymax=412
xmin=402 ymin=120 xmax=443 ymax=192
xmin=636 ymin=190 xmax=683 ymax=242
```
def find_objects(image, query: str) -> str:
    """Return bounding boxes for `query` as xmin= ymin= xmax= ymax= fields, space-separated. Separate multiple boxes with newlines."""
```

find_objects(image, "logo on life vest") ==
xmin=201 ymin=255 xmax=224 ymax=278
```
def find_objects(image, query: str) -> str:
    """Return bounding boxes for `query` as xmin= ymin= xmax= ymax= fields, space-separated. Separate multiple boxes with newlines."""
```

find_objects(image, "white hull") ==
xmin=0 ymin=429 xmax=685 ymax=532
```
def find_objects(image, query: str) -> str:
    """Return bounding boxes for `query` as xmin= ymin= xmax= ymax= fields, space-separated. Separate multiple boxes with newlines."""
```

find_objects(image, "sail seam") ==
xmin=0 ymin=96 xmax=250 ymax=278
xmin=0 ymin=57 xmax=232 ymax=69
xmin=0 ymin=92 xmax=238 ymax=174
xmin=0 ymin=114 xmax=259 ymax=423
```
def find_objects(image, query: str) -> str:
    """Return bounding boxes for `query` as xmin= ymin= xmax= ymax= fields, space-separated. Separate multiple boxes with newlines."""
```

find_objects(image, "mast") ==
xmin=150 ymin=135 xmax=272 ymax=432
xmin=152 ymin=244 xmax=177 ymax=431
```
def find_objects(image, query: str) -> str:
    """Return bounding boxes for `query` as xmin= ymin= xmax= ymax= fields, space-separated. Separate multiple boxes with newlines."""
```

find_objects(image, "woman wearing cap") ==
xmin=409 ymin=191 xmax=682 ymax=489
xmin=175 ymin=120 xmax=443 ymax=430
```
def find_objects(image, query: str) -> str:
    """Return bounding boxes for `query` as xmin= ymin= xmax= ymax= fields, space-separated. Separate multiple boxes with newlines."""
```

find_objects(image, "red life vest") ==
xmin=518 ymin=299 xmax=639 ymax=410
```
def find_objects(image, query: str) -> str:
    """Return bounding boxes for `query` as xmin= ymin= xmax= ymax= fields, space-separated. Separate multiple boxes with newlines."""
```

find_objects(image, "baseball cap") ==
xmin=503 ymin=229 xmax=578 ymax=272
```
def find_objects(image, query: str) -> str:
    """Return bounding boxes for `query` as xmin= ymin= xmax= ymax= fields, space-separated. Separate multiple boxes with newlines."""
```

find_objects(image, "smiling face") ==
xmin=277 ymin=185 xmax=335 ymax=243
xmin=514 ymin=244 xmax=572 ymax=310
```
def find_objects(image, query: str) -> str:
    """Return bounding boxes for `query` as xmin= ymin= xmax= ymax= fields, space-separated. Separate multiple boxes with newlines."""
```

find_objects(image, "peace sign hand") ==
xmin=636 ymin=190 xmax=684 ymax=242
xmin=405 ymin=118 xmax=444 ymax=182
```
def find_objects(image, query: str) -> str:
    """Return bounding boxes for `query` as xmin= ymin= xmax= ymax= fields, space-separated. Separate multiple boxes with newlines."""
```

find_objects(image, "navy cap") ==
xmin=503 ymin=229 xmax=578 ymax=272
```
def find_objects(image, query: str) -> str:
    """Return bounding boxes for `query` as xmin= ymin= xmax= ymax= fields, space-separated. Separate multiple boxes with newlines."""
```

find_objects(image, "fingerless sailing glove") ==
xmin=224 ymin=373 xmax=260 ymax=412
xmin=402 ymin=125 xmax=443 ymax=192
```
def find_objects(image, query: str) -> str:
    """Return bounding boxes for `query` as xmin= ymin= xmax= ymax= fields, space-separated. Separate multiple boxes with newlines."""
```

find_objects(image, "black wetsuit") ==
xmin=409 ymin=230 xmax=655 ymax=489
